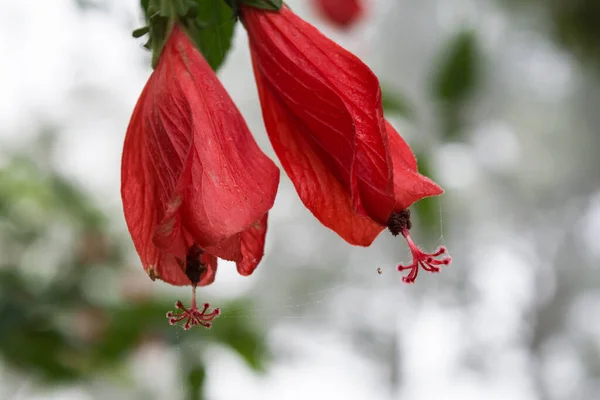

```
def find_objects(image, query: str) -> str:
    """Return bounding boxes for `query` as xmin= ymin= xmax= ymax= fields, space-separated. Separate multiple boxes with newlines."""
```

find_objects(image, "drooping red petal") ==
xmin=237 ymin=213 xmax=269 ymax=276
xmin=121 ymin=76 xmax=164 ymax=278
xmin=385 ymin=120 xmax=417 ymax=171
xmin=149 ymin=26 xmax=279 ymax=252
xmin=121 ymin=101 xmax=191 ymax=287
xmin=386 ymin=122 xmax=443 ymax=210
xmin=197 ymin=252 xmax=218 ymax=286
xmin=203 ymin=212 xmax=268 ymax=276
xmin=243 ymin=5 xmax=395 ymax=225
xmin=244 ymin=12 xmax=357 ymax=209
xmin=252 ymin=53 xmax=383 ymax=246
xmin=122 ymin=25 xmax=278 ymax=285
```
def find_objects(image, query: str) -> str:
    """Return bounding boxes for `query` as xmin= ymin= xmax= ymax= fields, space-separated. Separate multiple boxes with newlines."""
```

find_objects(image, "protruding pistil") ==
xmin=387 ymin=210 xmax=451 ymax=283
xmin=166 ymin=244 xmax=221 ymax=329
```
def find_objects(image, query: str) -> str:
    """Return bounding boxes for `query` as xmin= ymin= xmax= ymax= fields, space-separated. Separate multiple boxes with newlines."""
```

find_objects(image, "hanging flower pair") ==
xmin=121 ymin=0 xmax=450 ymax=330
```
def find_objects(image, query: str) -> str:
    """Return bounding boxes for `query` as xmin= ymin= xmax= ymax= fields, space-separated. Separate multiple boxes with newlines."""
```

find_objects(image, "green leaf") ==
xmin=132 ymin=26 xmax=150 ymax=38
xmin=181 ymin=0 xmax=237 ymax=71
xmin=158 ymin=0 xmax=172 ymax=17
xmin=432 ymin=29 xmax=479 ymax=104
xmin=240 ymin=0 xmax=283 ymax=11
xmin=187 ymin=1 xmax=199 ymax=18
xmin=173 ymin=0 xmax=191 ymax=17
xmin=140 ymin=0 xmax=150 ymax=14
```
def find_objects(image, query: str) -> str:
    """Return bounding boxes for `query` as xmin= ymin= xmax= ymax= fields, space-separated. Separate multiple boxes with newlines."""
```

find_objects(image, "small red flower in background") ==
xmin=121 ymin=25 xmax=280 ymax=328
xmin=312 ymin=0 xmax=364 ymax=29
xmin=241 ymin=5 xmax=450 ymax=283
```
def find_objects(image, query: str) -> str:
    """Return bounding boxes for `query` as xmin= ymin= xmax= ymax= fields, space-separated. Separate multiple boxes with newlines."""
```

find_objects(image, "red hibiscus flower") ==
xmin=241 ymin=5 xmax=450 ymax=283
xmin=312 ymin=0 xmax=364 ymax=29
xmin=121 ymin=24 xmax=280 ymax=329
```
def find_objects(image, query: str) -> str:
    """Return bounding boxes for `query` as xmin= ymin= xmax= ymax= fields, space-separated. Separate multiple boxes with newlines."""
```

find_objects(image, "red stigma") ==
xmin=165 ymin=285 xmax=220 ymax=330
xmin=397 ymin=228 xmax=451 ymax=283
xmin=388 ymin=210 xmax=451 ymax=283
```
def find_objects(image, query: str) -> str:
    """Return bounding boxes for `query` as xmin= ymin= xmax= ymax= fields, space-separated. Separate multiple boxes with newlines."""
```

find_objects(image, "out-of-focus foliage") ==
xmin=432 ymin=30 xmax=479 ymax=105
xmin=73 ymin=0 xmax=106 ymax=11
xmin=431 ymin=29 xmax=481 ymax=141
xmin=408 ymin=153 xmax=440 ymax=235
xmin=502 ymin=0 xmax=600 ymax=71
xmin=382 ymin=86 xmax=414 ymax=120
xmin=0 ymin=145 xmax=267 ymax=397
